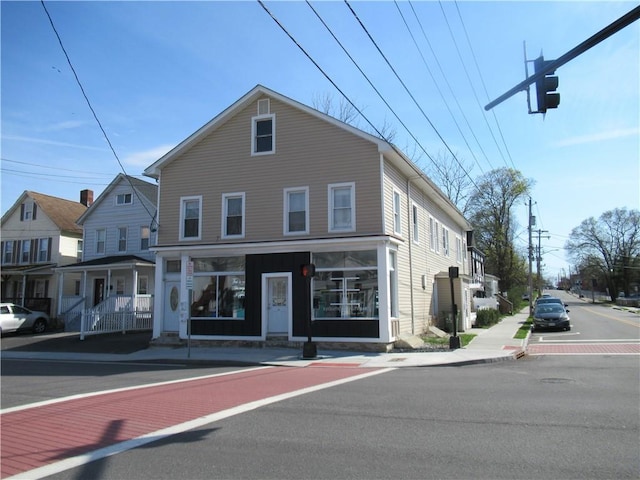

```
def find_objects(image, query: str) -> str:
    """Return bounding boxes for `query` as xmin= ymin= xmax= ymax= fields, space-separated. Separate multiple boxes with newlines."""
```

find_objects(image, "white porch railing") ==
xmin=80 ymin=294 xmax=153 ymax=339
xmin=60 ymin=295 xmax=86 ymax=332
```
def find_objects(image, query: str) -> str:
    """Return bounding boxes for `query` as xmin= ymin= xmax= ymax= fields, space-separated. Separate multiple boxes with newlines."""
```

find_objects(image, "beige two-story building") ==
xmin=144 ymin=85 xmax=478 ymax=350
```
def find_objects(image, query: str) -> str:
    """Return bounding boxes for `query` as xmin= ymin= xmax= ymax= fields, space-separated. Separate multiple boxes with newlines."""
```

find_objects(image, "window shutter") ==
xmin=0 ymin=241 xmax=4 ymax=264
xmin=47 ymin=237 xmax=52 ymax=261
xmin=13 ymin=240 xmax=20 ymax=264
xmin=20 ymin=204 xmax=25 ymax=221
xmin=30 ymin=239 xmax=38 ymax=263
xmin=32 ymin=203 xmax=37 ymax=220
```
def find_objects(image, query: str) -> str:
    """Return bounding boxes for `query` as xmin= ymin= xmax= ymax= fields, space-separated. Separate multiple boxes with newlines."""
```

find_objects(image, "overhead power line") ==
xmin=304 ymin=1 xmax=449 ymax=180
xmin=392 ymin=0 xmax=485 ymax=175
xmin=343 ymin=0 xmax=477 ymax=188
xmin=39 ymin=0 xmax=156 ymax=220
xmin=436 ymin=0 xmax=513 ymax=169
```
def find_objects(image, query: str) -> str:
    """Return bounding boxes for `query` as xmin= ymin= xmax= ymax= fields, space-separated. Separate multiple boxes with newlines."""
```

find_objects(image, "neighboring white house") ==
xmin=56 ymin=174 xmax=158 ymax=332
xmin=1 ymin=190 xmax=89 ymax=323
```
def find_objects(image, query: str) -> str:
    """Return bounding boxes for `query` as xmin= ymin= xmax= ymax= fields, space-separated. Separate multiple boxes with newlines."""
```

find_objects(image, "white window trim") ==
xmin=456 ymin=236 xmax=463 ymax=263
xmin=328 ymin=182 xmax=356 ymax=233
xmin=179 ymin=195 xmax=202 ymax=241
xmin=283 ymin=186 xmax=309 ymax=236
xmin=435 ymin=220 xmax=440 ymax=253
xmin=222 ymin=192 xmax=246 ymax=239
xmin=251 ymin=113 xmax=276 ymax=156
xmin=393 ymin=190 xmax=402 ymax=235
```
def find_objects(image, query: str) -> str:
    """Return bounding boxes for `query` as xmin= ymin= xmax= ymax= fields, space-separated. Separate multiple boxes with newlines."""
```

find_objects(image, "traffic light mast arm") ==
xmin=485 ymin=5 xmax=640 ymax=111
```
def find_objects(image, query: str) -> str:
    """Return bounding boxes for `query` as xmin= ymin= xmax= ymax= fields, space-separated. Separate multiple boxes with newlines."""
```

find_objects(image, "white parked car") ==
xmin=0 ymin=303 xmax=49 ymax=334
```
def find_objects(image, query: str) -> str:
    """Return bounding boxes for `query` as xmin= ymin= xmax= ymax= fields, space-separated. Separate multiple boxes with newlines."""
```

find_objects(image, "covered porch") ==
xmin=56 ymin=255 xmax=155 ymax=338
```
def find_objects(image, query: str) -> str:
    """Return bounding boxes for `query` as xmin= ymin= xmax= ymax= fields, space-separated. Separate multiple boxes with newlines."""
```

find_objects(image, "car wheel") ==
xmin=32 ymin=318 xmax=47 ymax=334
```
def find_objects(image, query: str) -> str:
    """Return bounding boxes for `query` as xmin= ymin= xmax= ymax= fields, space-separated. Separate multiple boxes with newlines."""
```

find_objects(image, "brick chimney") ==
xmin=80 ymin=189 xmax=94 ymax=207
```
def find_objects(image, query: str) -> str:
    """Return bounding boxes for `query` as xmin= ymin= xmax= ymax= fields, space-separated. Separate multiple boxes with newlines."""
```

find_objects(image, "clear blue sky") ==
xmin=2 ymin=1 xmax=639 ymax=282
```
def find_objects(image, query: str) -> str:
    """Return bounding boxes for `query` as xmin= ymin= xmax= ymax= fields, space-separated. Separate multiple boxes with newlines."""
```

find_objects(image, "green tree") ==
xmin=566 ymin=208 xmax=640 ymax=300
xmin=466 ymin=168 xmax=532 ymax=294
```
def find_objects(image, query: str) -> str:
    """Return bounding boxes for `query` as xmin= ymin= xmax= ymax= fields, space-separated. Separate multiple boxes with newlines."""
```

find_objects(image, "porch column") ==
xmin=57 ymin=271 xmax=64 ymax=316
xmin=132 ymin=268 xmax=139 ymax=310
xmin=378 ymin=243 xmax=391 ymax=343
xmin=107 ymin=269 xmax=112 ymax=298
xmin=152 ymin=255 xmax=164 ymax=338
xmin=20 ymin=272 xmax=26 ymax=306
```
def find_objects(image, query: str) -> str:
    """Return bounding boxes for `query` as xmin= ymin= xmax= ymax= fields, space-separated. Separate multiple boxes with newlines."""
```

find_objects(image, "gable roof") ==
xmin=76 ymin=174 xmax=158 ymax=225
xmin=1 ymin=191 xmax=87 ymax=235
xmin=143 ymin=84 xmax=470 ymax=229
xmin=143 ymin=84 xmax=389 ymax=178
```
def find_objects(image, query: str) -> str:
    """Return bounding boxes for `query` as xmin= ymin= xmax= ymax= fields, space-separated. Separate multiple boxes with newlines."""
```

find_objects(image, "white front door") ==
xmin=163 ymin=280 xmax=180 ymax=332
xmin=266 ymin=275 xmax=290 ymax=335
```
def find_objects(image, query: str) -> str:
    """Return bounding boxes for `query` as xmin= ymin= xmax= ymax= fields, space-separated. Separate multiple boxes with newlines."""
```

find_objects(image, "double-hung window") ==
xmin=180 ymin=196 xmax=202 ymax=240
xmin=3 ymin=241 xmax=13 ymax=264
xmin=442 ymin=227 xmax=450 ymax=256
xmin=38 ymin=238 xmax=49 ymax=262
xmin=96 ymin=229 xmax=106 ymax=254
xmin=284 ymin=187 xmax=308 ymax=235
xmin=118 ymin=227 xmax=128 ymax=252
xmin=252 ymin=100 xmax=275 ymax=155
xmin=456 ymin=236 xmax=463 ymax=263
xmin=329 ymin=182 xmax=355 ymax=232
xmin=116 ymin=193 xmax=132 ymax=205
xmin=140 ymin=226 xmax=150 ymax=250
xmin=21 ymin=239 xmax=31 ymax=263
xmin=412 ymin=204 xmax=419 ymax=243
xmin=429 ymin=217 xmax=437 ymax=252
xmin=393 ymin=191 xmax=402 ymax=235
xmin=222 ymin=193 xmax=245 ymax=238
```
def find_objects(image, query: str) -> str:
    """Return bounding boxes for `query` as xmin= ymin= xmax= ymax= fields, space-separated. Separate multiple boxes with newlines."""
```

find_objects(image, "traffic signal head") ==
xmin=300 ymin=263 xmax=316 ymax=278
xmin=534 ymin=56 xmax=560 ymax=113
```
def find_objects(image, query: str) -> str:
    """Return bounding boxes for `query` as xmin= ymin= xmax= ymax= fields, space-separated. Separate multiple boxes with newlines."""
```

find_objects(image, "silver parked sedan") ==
xmin=0 ymin=303 xmax=49 ymax=334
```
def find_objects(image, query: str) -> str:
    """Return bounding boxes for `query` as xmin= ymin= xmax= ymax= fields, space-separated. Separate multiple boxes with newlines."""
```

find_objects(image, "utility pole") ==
xmin=535 ymin=229 xmax=550 ymax=295
xmin=528 ymin=198 xmax=534 ymax=315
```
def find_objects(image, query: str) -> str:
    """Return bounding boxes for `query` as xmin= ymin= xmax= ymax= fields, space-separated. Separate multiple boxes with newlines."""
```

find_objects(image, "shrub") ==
xmin=475 ymin=308 xmax=500 ymax=328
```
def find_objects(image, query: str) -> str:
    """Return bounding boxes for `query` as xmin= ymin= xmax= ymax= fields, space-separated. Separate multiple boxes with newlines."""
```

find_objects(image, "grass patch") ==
xmin=514 ymin=318 xmax=533 ymax=339
xmin=423 ymin=333 xmax=476 ymax=347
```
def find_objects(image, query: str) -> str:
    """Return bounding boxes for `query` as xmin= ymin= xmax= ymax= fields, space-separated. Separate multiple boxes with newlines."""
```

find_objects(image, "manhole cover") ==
xmin=540 ymin=377 xmax=574 ymax=384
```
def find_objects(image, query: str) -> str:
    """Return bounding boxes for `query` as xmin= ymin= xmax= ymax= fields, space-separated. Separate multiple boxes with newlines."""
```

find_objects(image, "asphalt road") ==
xmin=3 ymin=355 xmax=639 ymax=480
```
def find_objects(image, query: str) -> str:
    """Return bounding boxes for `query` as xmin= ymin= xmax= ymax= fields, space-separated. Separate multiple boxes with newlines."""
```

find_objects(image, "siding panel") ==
xmin=157 ymin=96 xmax=383 ymax=245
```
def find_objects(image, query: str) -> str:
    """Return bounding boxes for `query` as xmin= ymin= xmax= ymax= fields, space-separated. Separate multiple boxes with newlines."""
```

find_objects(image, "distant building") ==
xmin=1 ymin=190 xmax=89 ymax=322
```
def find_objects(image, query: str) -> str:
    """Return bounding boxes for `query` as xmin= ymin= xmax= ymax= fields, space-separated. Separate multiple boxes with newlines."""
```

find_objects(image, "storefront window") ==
xmin=312 ymin=250 xmax=378 ymax=320
xmin=190 ymin=256 xmax=245 ymax=319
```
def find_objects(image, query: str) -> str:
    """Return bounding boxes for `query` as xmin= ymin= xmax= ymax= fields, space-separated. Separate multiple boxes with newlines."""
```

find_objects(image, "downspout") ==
xmin=407 ymin=178 xmax=415 ymax=334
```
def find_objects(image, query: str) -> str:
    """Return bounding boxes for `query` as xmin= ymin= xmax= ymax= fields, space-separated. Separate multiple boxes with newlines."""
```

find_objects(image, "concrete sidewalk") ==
xmin=1 ymin=309 xmax=531 ymax=368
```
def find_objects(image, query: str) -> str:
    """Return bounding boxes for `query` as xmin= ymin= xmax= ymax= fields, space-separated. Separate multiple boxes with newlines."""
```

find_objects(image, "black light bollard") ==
xmin=301 ymin=263 xmax=317 ymax=359
xmin=449 ymin=266 xmax=461 ymax=350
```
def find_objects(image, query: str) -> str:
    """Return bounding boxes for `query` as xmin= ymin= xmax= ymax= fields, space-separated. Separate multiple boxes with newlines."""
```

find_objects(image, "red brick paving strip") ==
xmin=527 ymin=343 xmax=640 ymax=354
xmin=1 ymin=366 xmax=374 ymax=478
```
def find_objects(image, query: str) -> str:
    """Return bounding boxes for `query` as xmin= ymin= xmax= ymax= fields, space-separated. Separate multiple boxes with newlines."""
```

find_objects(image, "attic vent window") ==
xmin=257 ymin=98 xmax=270 ymax=115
